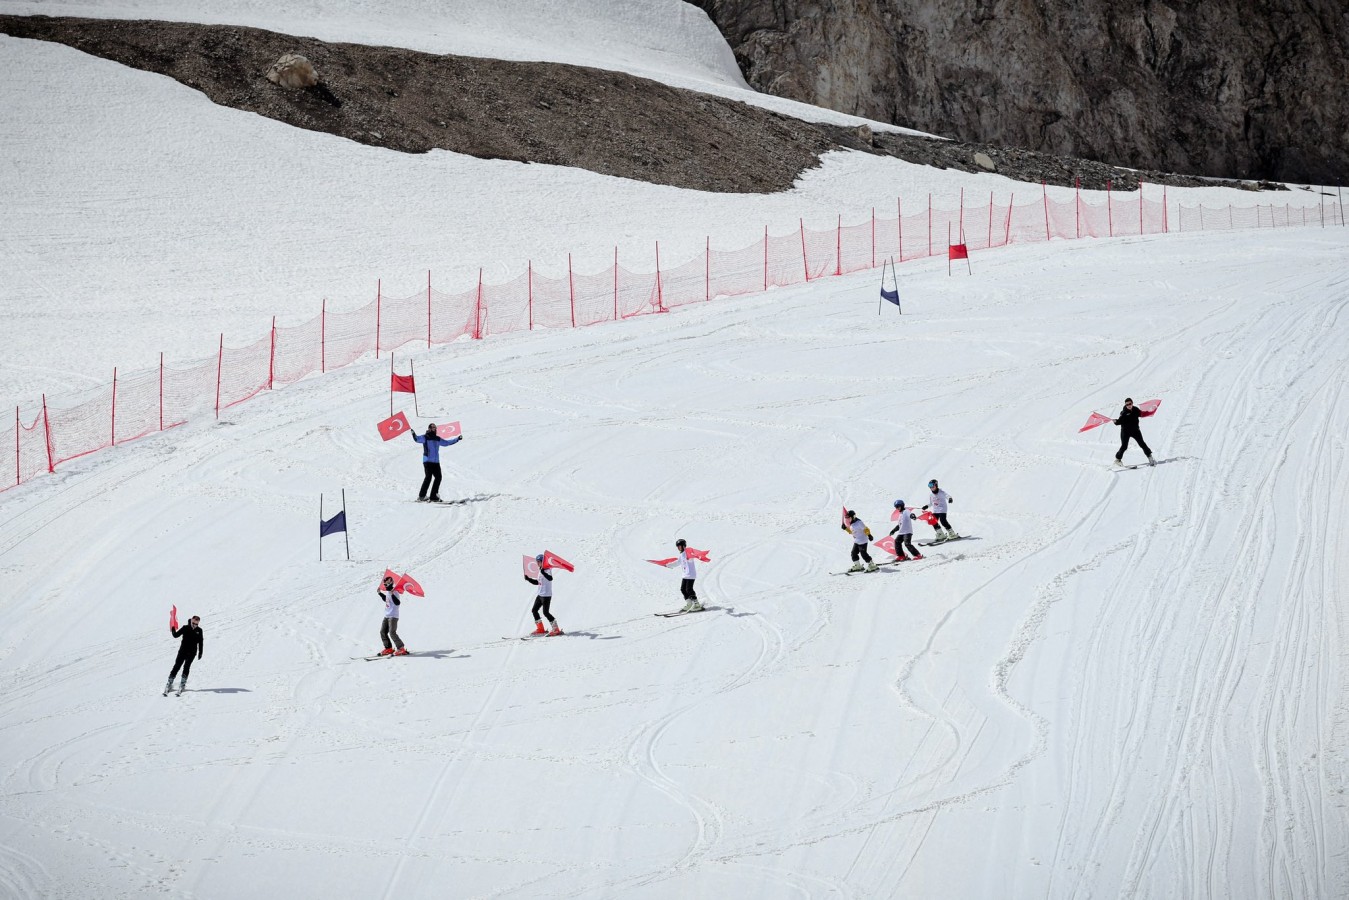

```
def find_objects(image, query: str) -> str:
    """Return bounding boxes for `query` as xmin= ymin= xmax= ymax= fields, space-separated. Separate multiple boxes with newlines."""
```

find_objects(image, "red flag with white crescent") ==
xmin=169 ymin=605 xmax=178 ymax=631
xmin=647 ymin=557 xmax=679 ymax=567
xmin=523 ymin=555 xmax=541 ymax=579
xmin=377 ymin=411 xmax=411 ymax=441
xmin=396 ymin=573 xmax=424 ymax=597
xmin=542 ymin=550 xmax=575 ymax=572
xmin=1137 ymin=398 xmax=1161 ymax=417
xmin=438 ymin=421 xmax=462 ymax=439
xmin=1079 ymin=412 xmax=1111 ymax=433
xmin=872 ymin=536 xmax=897 ymax=555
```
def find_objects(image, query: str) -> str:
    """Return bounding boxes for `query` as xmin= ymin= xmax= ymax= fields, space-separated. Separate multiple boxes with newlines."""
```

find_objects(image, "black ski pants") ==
xmin=169 ymin=651 xmax=196 ymax=681
xmin=680 ymin=579 xmax=698 ymax=601
xmin=1116 ymin=431 xmax=1151 ymax=461
xmin=850 ymin=543 xmax=873 ymax=563
xmin=419 ymin=462 xmax=443 ymax=500
xmin=932 ymin=513 xmax=953 ymax=532
xmin=532 ymin=596 xmax=555 ymax=623
xmin=895 ymin=533 xmax=918 ymax=557
xmin=381 ymin=617 xmax=404 ymax=650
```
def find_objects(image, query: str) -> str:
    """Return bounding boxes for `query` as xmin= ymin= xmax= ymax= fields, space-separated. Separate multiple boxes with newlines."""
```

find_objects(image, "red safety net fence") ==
xmin=3 ymin=184 xmax=1344 ymax=494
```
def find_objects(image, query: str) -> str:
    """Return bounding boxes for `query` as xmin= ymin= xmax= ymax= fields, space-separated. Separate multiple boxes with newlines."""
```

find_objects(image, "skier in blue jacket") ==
xmin=412 ymin=424 xmax=462 ymax=502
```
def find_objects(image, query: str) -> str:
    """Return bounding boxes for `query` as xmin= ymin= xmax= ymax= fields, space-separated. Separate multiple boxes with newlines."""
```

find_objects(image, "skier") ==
xmin=1112 ymin=397 xmax=1155 ymax=467
xmin=888 ymin=500 xmax=923 ymax=561
xmin=412 ymin=423 xmax=463 ymax=502
xmin=922 ymin=480 xmax=959 ymax=542
xmin=525 ymin=554 xmax=563 ymax=635
xmin=377 ymin=575 xmax=408 ymax=656
xmin=843 ymin=511 xmax=878 ymax=573
xmin=672 ymin=538 xmax=703 ymax=612
xmin=165 ymin=615 xmax=203 ymax=696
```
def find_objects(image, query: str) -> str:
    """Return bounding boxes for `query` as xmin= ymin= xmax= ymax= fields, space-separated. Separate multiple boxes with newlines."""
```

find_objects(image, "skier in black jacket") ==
xmin=165 ymin=616 xmax=203 ymax=695
xmin=1113 ymin=397 xmax=1154 ymax=467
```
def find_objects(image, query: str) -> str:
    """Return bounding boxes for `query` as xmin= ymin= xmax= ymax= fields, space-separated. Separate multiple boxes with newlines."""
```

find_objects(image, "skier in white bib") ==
xmin=843 ymin=511 xmax=878 ymax=572
xmin=673 ymin=539 xmax=703 ymax=612
xmin=922 ymin=479 xmax=959 ymax=543
xmin=888 ymin=499 xmax=922 ymax=560
xmin=525 ymin=554 xmax=562 ymax=635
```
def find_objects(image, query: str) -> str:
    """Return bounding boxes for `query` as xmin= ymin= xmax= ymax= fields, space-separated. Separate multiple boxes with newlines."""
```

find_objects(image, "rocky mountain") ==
xmin=688 ymin=0 xmax=1349 ymax=184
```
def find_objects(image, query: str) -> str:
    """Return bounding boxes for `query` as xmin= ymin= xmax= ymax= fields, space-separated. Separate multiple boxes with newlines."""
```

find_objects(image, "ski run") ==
xmin=2 ymin=2 xmax=1348 ymax=898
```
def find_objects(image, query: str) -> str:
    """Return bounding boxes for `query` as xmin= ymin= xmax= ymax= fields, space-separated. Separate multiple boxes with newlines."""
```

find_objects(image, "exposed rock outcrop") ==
xmin=689 ymin=0 xmax=1349 ymax=183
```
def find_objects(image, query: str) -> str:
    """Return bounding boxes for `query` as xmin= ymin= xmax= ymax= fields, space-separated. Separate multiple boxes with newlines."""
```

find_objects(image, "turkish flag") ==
xmin=872 ymin=536 xmax=897 ymax=555
xmin=396 ymin=573 xmax=425 ymax=597
xmin=169 ymin=605 xmax=178 ymax=631
xmin=523 ymin=555 xmax=541 ymax=579
xmin=377 ymin=411 xmax=411 ymax=441
xmin=891 ymin=507 xmax=905 ymax=521
xmin=542 ymin=550 xmax=575 ymax=572
xmin=391 ymin=373 xmax=416 ymax=393
xmin=685 ymin=548 xmax=711 ymax=562
xmin=1079 ymin=412 xmax=1112 ymax=433
xmin=438 ymin=421 xmax=462 ymax=439
xmin=1138 ymin=398 xmax=1161 ymax=417
xmin=917 ymin=510 xmax=939 ymax=527
xmin=647 ymin=557 xmax=679 ymax=567
xmin=841 ymin=504 xmax=849 ymax=527
xmin=948 ymin=243 xmax=969 ymax=260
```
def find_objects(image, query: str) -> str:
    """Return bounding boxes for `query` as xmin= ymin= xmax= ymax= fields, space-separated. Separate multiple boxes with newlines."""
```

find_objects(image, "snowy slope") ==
xmin=1 ymin=227 xmax=1346 ymax=898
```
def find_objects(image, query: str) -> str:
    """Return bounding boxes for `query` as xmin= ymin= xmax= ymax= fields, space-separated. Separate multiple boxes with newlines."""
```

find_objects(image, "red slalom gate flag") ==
xmin=523 ymin=555 xmax=541 ymax=579
xmin=1079 ymin=412 xmax=1111 ymax=433
xmin=948 ymin=243 xmax=969 ymax=260
xmin=542 ymin=550 xmax=575 ymax=572
xmin=391 ymin=373 xmax=416 ymax=393
xmin=377 ymin=411 xmax=411 ymax=441
xmin=169 ymin=605 xmax=178 ymax=631
xmin=438 ymin=421 xmax=462 ymax=439
xmin=872 ymin=536 xmax=897 ymax=555
xmin=1138 ymin=398 xmax=1161 ymax=417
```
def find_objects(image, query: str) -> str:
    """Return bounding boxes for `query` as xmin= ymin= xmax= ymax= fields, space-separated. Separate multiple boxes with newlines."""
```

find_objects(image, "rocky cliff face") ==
xmin=689 ymin=0 xmax=1349 ymax=184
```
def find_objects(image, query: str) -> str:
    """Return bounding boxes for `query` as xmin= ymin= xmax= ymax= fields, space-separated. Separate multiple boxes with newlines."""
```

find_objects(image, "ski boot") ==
xmin=945 ymin=530 xmax=959 ymax=540
xmin=865 ymin=562 xmax=878 ymax=572
xmin=931 ymin=532 xmax=948 ymax=543
xmin=532 ymin=620 xmax=547 ymax=635
xmin=548 ymin=622 xmax=563 ymax=636
xmin=393 ymin=647 xmax=409 ymax=656
xmin=1113 ymin=458 xmax=1123 ymax=468
xmin=177 ymin=679 xmax=187 ymax=696
xmin=1147 ymin=454 xmax=1156 ymax=466
xmin=378 ymin=647 xmax=395 ymax=656
xmin=163 ymin=680 xmax=173 ymax=697
xmin=847 ymin=562 xmax=865 ymax=573
xmin=911 ymin=552 xmax=924 ymax=560
xmin=687 ymin=601 xmax=704 ymax=612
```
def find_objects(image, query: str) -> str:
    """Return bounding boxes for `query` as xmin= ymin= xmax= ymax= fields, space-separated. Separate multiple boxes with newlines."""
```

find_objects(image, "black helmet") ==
xmin=893 ymin=499 xmax=905 ymax=509
xmin=846 ymin=510 xmax=856 ymax=518
xmin=675 ymin=539 xmax=686 ymax=549
xmin=382 ymin=575 xmax=395 ymax=587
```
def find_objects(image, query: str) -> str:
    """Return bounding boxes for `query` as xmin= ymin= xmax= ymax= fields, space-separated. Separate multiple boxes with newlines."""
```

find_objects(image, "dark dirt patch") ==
xmin=1 ymin=14 xmax=1263 ymax=194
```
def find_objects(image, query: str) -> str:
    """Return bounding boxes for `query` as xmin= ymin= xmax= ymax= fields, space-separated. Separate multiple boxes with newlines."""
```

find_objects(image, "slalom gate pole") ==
xmin=319 ymin=493 xmax=323 ymax=562
xmin=427 ymin=271 xmax=432 ymax=348
xmin=342 ymin=488 xmax=350 ymax=560
xmin=411 ymin=360 xmax=419 ymax=417
xmin=214 ymin=335 xmax=223 ymax=419
xmin=110 ymin=367 xmax=117 ymax=446
xmin=376 ymin=279 xmax=382 ymax=359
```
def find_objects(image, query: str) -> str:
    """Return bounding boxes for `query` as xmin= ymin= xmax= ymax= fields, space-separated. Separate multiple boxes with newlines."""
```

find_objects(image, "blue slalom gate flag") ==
xmin=881 ymin=286 xmax=900 ymax=306
xmin=320 ymin=510 xmax=347 ymax=538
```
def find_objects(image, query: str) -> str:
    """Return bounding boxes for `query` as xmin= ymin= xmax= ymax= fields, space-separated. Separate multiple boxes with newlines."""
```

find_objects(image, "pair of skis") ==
xmin=352 ymin=652 xmax=412 ymax=661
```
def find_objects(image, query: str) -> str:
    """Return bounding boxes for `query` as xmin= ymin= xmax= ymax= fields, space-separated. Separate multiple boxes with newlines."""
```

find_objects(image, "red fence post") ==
xmin=158 ymin=351 xmax=164 ymax=431
xmin=1107 ymin=180 xmax=1114 ymax=236
xmin=567 ymin=255 xmax=575 ymax=327
xmin=41 ymin=394 xmax=53 ymax=473
xmin=1139 ymin=180 xmax=1144 ymax=234
xmin=928 ymin=193 xmax=933 ymax=257
xmin=529 ymin=260 xmax=536 ymax=330
xmin=987 ymin=192 xmax=993 ymax=248
xmin=705 ymin=237 xmax=710 ymax=301
xmin=1163 ymin=186 xmax=1168 ymax=233
xmin=762 ymin=225 xmax=768 ymax=290
xmin=870 ymin=207 xmax=875 ymax=269
xmin=835 ymin=214 xmax=842 ymax=276
xmin=427 ymin=271 xmax=432 ymax=348
xmin=476 ymin=269 xmax=485 ymax=338
xmin=215 ymin=334 xmax=223 ymax=419
xmin=375 ymin=279 xmax=382 ymax=359
xmin=958 ymin=187 xmax=965 ymax=242
xmin=898 ymin=196 xmax=903 ymax=262
xmin=1006 ymin=192 xmax=1014 ymax=244
xmin=268 ymin=316 xmax=276 ymax=390
xmin=611 ymin=249 xmax=617 ymax=320
xmin=655 ymin=241 xmax=665 ymax=312
xmin=1042 ymin=181 xmax=1050 ymax=241
xmin=13 ymin=406 xmax=18 ymax=486
xmin=799 ymin=218 xmax=809 ymax=281
xmin=320 ymin=298 xmax=327 ymax=373
xmin=1075 ymin=177 xmax=1081 ymax=238
xmin=110 ymin=367 xmax=117 ymax=446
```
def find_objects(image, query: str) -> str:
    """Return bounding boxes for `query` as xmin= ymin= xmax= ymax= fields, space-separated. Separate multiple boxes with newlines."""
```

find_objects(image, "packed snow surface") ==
xmin=1 ymin=2 xmax=1347 ymax=898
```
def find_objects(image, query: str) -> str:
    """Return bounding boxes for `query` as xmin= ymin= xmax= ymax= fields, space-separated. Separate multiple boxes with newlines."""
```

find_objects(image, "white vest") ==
xmin=383 ymin=591 xmax=401 ymax=619
xmin=928 ymin=489 xmax=950 ymax=514
xmin=536 ymin=570 xmax=553 ymax=598
xmin=849 ymin=520 xmax=869 ymax=545
xmin=679 ymin=551 xmax=697 ymax=579
xmin=895 ymin=512 xmax=913 ymax=536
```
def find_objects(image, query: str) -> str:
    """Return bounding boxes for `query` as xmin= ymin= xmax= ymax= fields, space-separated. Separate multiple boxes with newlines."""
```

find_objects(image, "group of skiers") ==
xmin=842 ymin=479 xmax=958 ymax=573
xmin=165 ymin=398 xmax=1154 ymax=683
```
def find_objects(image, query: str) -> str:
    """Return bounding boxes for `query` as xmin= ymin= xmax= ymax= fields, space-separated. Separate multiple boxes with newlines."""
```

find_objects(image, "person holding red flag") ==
xmin=412 ymin=423 xmax=463 ymax=502
xmin=525 ymin=554 xmax=562 ymax=635
xmin=164 ymin=614 xmax=203 ymax=696
xmin=1112 ymin=397 xmax=1155 ymax=467
xmin=922 ymin=480 xmax=959 ymax=543
xmin=842 ymin=512 xmax=878 ymax=573
xmin=377 ymin=575 xmax=407 ymax=656
xmin=672 ymin=539 xmax=704 ymax=611
xmin=888 ymin=500 xmax=923 ymax=561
